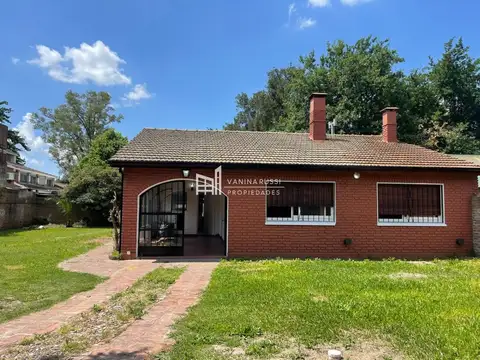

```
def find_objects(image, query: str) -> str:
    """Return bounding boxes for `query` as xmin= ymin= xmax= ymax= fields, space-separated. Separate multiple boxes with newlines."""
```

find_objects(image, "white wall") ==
xmin=204 ymin=194 xmax=226 ymax=239
xmin=184 ymin=181 xmax=198 ymax=234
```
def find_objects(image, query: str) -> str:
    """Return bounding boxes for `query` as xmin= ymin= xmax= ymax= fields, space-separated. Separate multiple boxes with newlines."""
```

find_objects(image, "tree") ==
xmin=425 ymin=38 xmax=480 ymax=153
xmin=57 ymin=198 xmax=74 ymax=227
xmin=63 ymin=129 xmax=128 ymax=223
xmin=109 ymin=192 xmax=121 ymax=252
xmin=317 ymin=37 xmax=407 ymax=135
xmin=224 ymin=36 xmax=480 ymax=154
xmin=225 ymin=37 xmax=412 ymax=138
xmin=224 ymin=67 xmax=299 ymax=131
xmin=0 ymin=101 xmax=29 ymax=164
xmin=31 ymin=90 xmax=123 ymax=176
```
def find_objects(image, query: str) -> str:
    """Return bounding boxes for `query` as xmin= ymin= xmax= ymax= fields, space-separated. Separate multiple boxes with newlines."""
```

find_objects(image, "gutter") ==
xmin=108 ymin=160 xmax=480 ymax=173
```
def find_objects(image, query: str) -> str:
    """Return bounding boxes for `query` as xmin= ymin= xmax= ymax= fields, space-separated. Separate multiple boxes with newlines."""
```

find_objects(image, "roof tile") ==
xmin=110 ymin=129 xmax=480 ymax=170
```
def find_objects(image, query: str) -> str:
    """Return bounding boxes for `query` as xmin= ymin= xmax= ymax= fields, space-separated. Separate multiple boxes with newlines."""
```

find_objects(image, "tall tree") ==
xmin=225 ymin=37 xmax=411 ymax=137
xmin=318 ymin=37 xmax=407 ymax=135
xmin=224 ymin=36 xmax=480 ymax=154
xmin=425 ymin=38 xmax=480 ymax=153
xmin=225 ymin=67 xmax=299 ymax=131
xmin=0 ymin=101 xmax=29 ymax=164
xmin=64 ymin=129 xmax=128 ymax=224
xmin=31 ymin=90 xmax=123 ymax=176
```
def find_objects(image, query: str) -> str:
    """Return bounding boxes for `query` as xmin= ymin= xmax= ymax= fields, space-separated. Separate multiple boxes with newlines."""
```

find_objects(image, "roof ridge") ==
xmin=143 ymin=128 xmax=382 ymax=137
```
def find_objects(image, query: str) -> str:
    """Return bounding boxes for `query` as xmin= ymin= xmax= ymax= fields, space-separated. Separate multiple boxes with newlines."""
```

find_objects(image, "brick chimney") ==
xmin=309 ymin=93 xmax=327 ymax=141
xmin=381 ymin=107 xmax=398 ymax=143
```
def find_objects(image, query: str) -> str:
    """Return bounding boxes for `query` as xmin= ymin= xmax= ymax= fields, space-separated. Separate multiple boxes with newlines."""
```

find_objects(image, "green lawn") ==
xmin=7 ymin=266 xmax=185 ymax=359
xmin=160 ymin=259 xmax=480 ymax=360
xmin=0 ymin=227 xmax=111 ymax=323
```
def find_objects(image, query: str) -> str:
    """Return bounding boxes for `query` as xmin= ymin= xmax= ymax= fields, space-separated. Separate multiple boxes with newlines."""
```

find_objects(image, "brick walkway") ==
xmin=0 ymin=242 xmax=165 ymax=349
xmin=80 ymin=261 xmax=218 ymax=359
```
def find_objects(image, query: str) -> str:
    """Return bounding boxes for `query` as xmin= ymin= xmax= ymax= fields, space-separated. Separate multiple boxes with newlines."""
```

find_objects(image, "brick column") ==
xmin=473 ymin=193 xmax=480 ymax=257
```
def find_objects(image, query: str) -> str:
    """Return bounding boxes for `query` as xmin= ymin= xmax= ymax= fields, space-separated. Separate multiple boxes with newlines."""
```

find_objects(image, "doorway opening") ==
xmin=137 ymin=180 xmax=227 ymax=257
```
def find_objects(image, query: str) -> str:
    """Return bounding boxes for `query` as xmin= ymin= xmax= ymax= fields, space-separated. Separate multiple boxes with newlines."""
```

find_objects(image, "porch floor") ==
xmin=184 ymin=235 xmax=226 ymax=257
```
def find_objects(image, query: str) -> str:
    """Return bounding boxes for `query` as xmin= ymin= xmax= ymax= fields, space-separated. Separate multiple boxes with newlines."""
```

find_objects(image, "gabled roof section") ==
xmin=110 ymin=128 xmax=480 ymax=170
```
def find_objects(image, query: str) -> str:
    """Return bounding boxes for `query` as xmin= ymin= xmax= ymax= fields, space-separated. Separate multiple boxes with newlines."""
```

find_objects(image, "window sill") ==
xmin=265 ymin=221 xmax=336 ymax=226
xmin=377 ymin=222 xmax=447 ymax=227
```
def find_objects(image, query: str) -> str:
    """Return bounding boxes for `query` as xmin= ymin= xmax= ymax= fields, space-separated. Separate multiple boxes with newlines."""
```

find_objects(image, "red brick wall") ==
xmin=121 ymin=167 xmax=478 ymax=259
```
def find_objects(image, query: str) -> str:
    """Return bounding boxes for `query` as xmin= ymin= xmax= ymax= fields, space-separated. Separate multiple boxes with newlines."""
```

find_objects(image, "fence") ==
xmin=0 ymin=189 xmax=65 ymax=229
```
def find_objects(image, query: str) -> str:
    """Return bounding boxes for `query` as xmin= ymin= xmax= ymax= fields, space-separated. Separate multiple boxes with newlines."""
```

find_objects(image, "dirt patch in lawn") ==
xmin=86 ymin=237 xmax=111 ymax=245
xmin=312 ymin=338 xmax=404 ymax=360
xmin=237 ymin=267 xmax=270 ymax=273
xmin=406 ymin=261 xmax=435 ymax=266
xmin=213 ymin=344 xmax=246 ymax=356
xmin=0 ymin=298 xmax=23 ymax=311
xmin=3 ymin=265 xmax=25 ymax=271
xmin=311 ymin=294 xmax=329 ymax=302
xmin=209 ymin=333 xmax=403 ymax=360
xmin=388 ymin=272 xmax=427 ymax=280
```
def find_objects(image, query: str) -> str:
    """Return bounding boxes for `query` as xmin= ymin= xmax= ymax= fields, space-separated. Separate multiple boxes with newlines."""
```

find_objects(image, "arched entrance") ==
xmin=137 ymin=179 xmax=227 ymax=257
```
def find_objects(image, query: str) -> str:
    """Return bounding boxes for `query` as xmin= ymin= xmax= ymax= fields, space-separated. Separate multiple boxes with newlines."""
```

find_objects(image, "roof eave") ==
xmin=108 ymin=160 xmax=480 ymax=172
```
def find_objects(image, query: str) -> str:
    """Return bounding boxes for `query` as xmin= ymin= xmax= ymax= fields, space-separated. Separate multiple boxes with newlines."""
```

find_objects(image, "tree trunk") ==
xmin=109 ymin=192 xmax=121 ymax=252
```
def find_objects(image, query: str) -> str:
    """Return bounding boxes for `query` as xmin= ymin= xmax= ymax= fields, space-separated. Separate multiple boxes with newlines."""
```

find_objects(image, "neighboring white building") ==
xmin=5 ymin=150 xmax=58 ymax=195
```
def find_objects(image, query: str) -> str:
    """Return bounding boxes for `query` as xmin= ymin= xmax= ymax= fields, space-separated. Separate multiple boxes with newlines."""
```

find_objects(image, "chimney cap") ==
xmin=381 ymin=107 xmax=399 ymax=113
xmin=310 ymin=92 xmax=327 ymax=100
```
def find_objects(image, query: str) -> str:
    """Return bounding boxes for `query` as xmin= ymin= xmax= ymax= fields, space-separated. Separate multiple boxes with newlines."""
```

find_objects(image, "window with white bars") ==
xmin=266 ymin=182 xmax=335 ymax=224
xmin=377 ymin=183 xmax=444 ymax=225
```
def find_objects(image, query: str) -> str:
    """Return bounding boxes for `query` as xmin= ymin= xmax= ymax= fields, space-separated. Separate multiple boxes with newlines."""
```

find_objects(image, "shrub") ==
xmin=109 ymin=250 xmax=122 ymax=260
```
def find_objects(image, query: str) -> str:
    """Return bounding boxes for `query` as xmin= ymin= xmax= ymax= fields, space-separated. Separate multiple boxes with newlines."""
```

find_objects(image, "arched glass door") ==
xmin=138 ymin=181 xmax=186 ymax=256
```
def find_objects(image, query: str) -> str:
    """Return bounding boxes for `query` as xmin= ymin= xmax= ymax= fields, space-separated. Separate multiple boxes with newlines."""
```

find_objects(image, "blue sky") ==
xmin=1 ymin=0 xmax=480 ymax=176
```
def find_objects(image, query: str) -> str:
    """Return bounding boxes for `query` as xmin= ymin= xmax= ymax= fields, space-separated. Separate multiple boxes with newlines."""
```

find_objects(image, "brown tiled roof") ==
xmin=110 ymin=129 xmax=480 ymax=170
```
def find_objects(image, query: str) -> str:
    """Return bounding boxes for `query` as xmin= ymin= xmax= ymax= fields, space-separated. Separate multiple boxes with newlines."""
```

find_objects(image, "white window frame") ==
xmin=376 ymin=182 xmax=446 ymax=227
xmin=265 ymin=180 xmax=336 ymax=226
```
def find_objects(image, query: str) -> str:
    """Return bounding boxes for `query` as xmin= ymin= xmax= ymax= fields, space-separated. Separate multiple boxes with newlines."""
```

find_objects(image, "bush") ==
xmin=109 ymin=250 xmax=122 ymax=260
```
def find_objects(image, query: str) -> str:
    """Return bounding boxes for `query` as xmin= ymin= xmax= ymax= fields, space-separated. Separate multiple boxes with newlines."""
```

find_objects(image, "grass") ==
xmin=5 ymin=266 xmax=184 ymax=359
xmin=159 ymin=259 xmax=480 ymax=360
xmin=0 ymin=227 xmax=111 ymax=323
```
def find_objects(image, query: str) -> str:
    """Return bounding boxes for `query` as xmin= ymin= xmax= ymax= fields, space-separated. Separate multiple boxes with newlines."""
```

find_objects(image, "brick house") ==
xmin=110 ymin=93 xmax=480 ymax=259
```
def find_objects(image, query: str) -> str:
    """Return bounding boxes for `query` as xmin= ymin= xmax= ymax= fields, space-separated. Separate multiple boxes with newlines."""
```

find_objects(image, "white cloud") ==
xmin=14 ymin=113 xmax=48 ymax=151
xmin=122 ymin=84 xmax=153 ymax=106
xmin=340 ymin=0 xmax=373 ymax=5
xmin=308 ymin=0 xmax=331 ymax=7
xmin=28 ymin=41 xmax=131 ymax=86
xmin=288 ymin=3 xmax=296 ymax=23
xmin=298 ymin=17 xmax=317 ymax=29
xmin=287 ymin=3 xmax=317 ymax=30
xmin=29 ymin=158 xmax=44 ymax=167
xmin=11 ymin=57 xmax=20 ymax=65
xmin=14 ymin=113 xmax=52 ymax=170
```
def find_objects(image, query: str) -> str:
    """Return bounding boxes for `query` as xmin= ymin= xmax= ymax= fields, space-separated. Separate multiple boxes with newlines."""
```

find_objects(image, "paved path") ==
xmin=80 ymin=261 xmax=218 ymax=359
xmin=0 ymin=241 xmax=165 ymax=349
